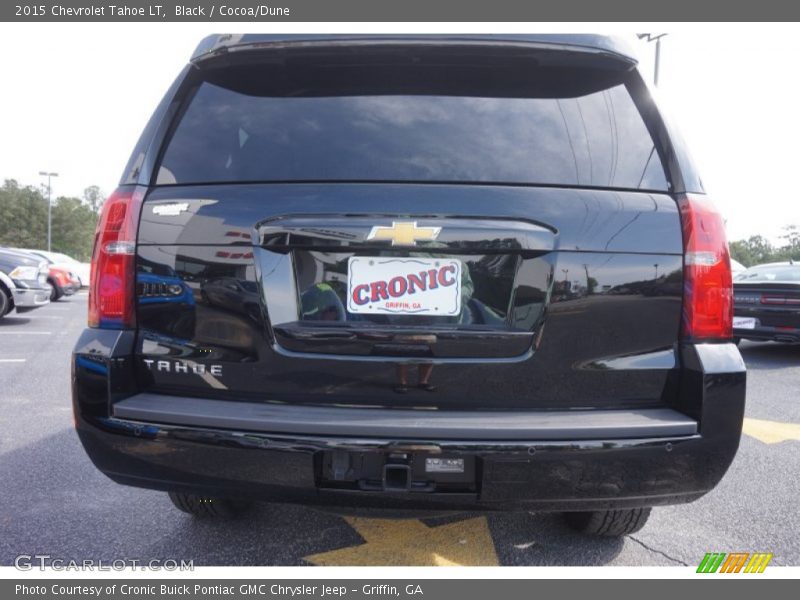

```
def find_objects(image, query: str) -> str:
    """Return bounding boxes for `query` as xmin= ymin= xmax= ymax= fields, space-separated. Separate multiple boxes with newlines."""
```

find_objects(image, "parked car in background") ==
xmin=733 ymin=261 xmax=800 ymax=343
xmin=22 ymin=249 xmax=91 ymax=287
xmin=730 ymin=258 xmax=746 ymax=275
xmin=6 ymin=248 xmax=80 ymax=301
xmin=73 ymin=34 xmax=745 ymax=536
xmin=0 ymin=248 xmax=51 ymax=318
xmin=45 ymin=265 xmax=79 ymax=301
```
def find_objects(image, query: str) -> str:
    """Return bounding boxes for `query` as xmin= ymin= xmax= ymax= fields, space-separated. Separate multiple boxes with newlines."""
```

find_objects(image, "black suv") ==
xmin=73 ymin=34 xmax=745 ymax=536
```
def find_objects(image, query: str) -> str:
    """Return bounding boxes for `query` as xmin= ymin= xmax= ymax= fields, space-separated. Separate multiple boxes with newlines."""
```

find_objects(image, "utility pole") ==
xmin=38 ymin=171 xmax=59 ymax=251
xmin=637 ymin=33 xmax=667 ymax=86
xmin=583 ymin=263 xmax=591 ymax=294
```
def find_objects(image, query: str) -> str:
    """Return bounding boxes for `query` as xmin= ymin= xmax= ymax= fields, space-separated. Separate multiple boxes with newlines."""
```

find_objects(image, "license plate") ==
xmin=733 ymin=316 xmax=757 ymax=330
xmin=347 ymin=257 xmax=461 ymax=316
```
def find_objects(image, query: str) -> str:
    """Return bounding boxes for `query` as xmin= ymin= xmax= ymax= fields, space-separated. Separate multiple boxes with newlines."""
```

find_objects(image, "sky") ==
xmin=0 ymin=23 xmax=797 ymax=244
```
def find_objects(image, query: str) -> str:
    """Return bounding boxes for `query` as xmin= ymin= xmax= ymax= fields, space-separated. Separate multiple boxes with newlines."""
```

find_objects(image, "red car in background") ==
xmin=46 ymin=265 xmax=79 ymax=301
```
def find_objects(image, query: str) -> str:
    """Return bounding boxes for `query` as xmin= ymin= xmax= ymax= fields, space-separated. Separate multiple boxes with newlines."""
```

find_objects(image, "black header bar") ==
xmin=4 ymin=0 xmax=800 ymax=22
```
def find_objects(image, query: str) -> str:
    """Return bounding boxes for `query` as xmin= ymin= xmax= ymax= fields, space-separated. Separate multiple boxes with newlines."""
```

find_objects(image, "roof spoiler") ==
xmin=190 ymin=34 xmax=638 ymax=70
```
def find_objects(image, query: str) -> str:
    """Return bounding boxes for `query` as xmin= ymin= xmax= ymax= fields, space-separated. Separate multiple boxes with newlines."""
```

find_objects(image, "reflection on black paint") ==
xmin=133 ymin=179 xmax=684 ymax=411
xmin=134 ymin=241 xmax=682 ymax=410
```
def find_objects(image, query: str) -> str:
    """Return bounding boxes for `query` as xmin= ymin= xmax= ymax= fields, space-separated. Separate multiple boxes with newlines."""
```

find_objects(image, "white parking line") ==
xmin=0 ymin=359 xmax=26 ymax=363
xmin=0 ymin=331 xmax=52 ymax=335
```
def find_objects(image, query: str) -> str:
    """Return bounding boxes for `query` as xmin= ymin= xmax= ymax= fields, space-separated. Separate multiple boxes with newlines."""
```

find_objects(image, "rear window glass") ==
xmin=159 ymin=76 xmax=668 ymax=190
xmin=735 ymin=265 xmax=800 ymax=282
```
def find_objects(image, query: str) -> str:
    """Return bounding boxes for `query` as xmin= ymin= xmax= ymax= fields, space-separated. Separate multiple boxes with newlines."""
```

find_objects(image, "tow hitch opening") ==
xmin=318 ymin=450 xmax=477 ymax=494
xmin=383 ymin=463 xmax=412 ymax=491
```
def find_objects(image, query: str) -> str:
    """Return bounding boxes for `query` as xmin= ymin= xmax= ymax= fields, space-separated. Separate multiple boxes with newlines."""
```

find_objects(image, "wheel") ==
xmin=0 ymin=287 xmax=10 ymax=318
xmin=563 ymin=508 xmax=652 ymax=537
xmin=167 ymin=492 xmax=251 ymax=518
xmin=48 ymin=279 xmax=62 ymax=301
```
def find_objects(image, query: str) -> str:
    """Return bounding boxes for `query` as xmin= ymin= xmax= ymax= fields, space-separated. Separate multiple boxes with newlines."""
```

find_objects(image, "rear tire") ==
xmin=168 ymin=492 xmax=251 ymax=518
xmin=563 ymin=507 xmax=652 ymax=537
xmin=48 ymin=279 xmax=62 ymax=301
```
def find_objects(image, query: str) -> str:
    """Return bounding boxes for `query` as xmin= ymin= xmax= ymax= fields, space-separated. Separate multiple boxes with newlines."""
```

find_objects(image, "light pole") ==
xmin=583 ymin=263 xmax=591 ymax=293
xmin=637 ymin=33 xmax=667 ymax=86
xmin=38 ymin=171 xmax=58 ymax=251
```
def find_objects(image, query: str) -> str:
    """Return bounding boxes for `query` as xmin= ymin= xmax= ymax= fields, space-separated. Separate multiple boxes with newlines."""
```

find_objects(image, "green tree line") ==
xmin=0 ymin=179 xmax=103 ymax=262
xmin=729 ymin=225 xmax=800 ymax=267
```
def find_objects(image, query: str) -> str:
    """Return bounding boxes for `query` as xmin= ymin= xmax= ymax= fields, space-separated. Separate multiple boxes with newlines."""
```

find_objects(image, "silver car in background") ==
xmin=0 ymin=248 xmax=52 ymax=319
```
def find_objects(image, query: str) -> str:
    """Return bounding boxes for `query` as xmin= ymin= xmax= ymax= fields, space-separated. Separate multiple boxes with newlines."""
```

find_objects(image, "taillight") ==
xmin=88 ymin=186 xmax=145 ymax=329
xmin=679 ymin=194 xmax=733 ymax=341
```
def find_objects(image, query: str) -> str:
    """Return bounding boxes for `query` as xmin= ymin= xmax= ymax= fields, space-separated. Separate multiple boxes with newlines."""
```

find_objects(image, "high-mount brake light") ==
xmin=88 ymin=187 xmax=145 ymax=329
xmin=678 ymin=194 xmax=733 ymax=341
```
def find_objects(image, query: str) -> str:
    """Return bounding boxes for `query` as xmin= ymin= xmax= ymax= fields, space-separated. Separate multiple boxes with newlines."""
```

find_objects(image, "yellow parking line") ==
xmin=742 ymin=418 xmax=800 ymax=444
xmin=304 ymin=516 xmax=499 ymax=566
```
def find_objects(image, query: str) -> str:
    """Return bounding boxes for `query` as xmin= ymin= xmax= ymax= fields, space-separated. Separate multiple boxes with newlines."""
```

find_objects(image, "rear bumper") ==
xmin=113 ymin=394 xmax=699 ymax=440
xmin=77 ymin=419 xmax=717 ymax=512
xmin=72 ymin=336 xmax=746 ymax=512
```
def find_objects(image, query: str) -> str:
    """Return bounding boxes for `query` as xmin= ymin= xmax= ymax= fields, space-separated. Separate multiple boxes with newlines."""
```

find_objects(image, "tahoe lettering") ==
xmin=142 ymin=359 xmax=222 ymax=377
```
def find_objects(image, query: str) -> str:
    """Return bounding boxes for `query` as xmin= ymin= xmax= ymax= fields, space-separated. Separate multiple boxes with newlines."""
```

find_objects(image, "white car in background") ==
xmin=730 ymin=258 xmax=747 ymax=275
xmin=22 ymin=249 xmax=91 ymax=287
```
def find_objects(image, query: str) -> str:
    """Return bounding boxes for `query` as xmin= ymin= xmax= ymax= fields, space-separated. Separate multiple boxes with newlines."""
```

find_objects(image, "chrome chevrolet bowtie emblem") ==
xmin=366 ymin=221 xmax=442 ymax=246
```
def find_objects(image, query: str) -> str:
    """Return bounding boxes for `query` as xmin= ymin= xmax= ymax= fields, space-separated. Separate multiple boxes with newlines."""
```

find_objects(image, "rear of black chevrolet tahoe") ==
xmin=73 ymin=34 xmax=745 ymax=535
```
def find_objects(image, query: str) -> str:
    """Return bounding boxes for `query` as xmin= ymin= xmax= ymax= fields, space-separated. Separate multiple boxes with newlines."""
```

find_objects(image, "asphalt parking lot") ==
xmin=0 ymin=293 xmax=798 ymax=567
